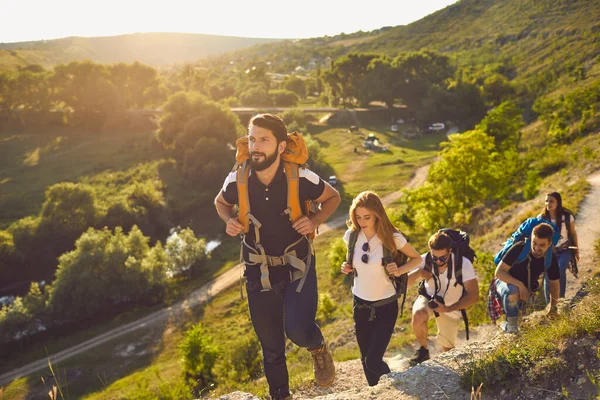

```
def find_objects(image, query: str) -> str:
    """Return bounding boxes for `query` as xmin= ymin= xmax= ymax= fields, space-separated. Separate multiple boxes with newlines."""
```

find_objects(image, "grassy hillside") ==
xmin=225 ymin=0 xmax=600 ymax=86
xmin=0 ymin=33 xmax=282 ymax=71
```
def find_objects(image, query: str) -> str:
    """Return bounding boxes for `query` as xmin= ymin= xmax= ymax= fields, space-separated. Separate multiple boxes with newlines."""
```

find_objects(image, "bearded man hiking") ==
xmin=214 ymin=113 xmax=341 ymax=399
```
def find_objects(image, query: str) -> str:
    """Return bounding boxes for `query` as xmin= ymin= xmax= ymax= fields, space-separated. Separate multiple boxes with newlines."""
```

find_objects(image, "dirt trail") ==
xmin=213 ymin=170 xmax=600 ymax=400
xmin=318 ymin=164 xmax=430 ymax=235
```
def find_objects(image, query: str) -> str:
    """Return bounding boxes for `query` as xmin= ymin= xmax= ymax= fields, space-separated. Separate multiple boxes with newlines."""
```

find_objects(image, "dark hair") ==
xmin=542 ymin=192 xmax=564 ymax=226
xmin=248 ymin=113 xmax=288 ymax=143
xmin=533 ymin=223 xmax=554 ymax=241
xmin=428 ymin=231 xmax=452 ymax=251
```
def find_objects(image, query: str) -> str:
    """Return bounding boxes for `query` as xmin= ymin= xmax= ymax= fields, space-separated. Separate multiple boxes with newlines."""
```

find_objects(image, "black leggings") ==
xmin=353 ymin=295 xmax=398 ymax=386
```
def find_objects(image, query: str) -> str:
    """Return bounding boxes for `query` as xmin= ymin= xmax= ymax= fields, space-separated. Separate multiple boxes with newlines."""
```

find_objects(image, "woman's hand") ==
xmin=341 ymin=262 xmax=354 ymax=275
xmin=385 ymin=262 xmax=402 ymax=277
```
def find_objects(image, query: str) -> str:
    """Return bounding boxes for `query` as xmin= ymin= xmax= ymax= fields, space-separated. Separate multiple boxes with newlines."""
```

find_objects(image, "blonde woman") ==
xmin=341 ymin=191 xmax=423 ymax=386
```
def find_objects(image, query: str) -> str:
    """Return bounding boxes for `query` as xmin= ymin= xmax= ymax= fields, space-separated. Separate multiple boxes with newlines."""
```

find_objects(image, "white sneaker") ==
xmin=500 ymin=317 xmax=519 ymax=334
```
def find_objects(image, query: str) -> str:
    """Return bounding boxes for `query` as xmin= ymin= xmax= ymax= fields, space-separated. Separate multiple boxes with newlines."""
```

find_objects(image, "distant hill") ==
xmin=224 ymin=0 xmax=600 ymax=81
xmin=0 ymin=32 xmax=282 ymax=71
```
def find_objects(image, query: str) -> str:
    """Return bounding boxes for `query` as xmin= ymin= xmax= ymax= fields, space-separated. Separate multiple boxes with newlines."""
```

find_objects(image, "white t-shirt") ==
xmin=343 ymin=228 xmax=407 ymax=301
xmin=413 ymin=252 xmax=477 ymax=319
xmin=537 ymin=213 xmax=574 ymax=249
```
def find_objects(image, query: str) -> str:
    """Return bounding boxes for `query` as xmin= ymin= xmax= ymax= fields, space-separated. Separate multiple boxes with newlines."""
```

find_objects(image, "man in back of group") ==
xmin=407 ymin=231 xmax=479 ymax=366
xmin=494 ymin=223 xmax=559 ymax=333
xmin=214 ymin=113 xmax=341 ymax=400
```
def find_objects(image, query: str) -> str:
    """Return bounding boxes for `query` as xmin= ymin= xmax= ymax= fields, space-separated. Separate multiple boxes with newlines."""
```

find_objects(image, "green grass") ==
xmin=459 ymin=277 xmax=600 ymax=393
xmin=0 ymin=130 xmax=164 ymax=229
xmin=315 ymin=126 xmax=445 ymax=200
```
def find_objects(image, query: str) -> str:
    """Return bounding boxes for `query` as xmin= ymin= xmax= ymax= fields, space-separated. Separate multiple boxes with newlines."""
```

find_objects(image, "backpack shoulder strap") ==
xmin=515 ymin=239 xmax=532 ymax=264
xmin=453 ymin=253 xmax=464 ymax=286
xmin=283 ymin=161 xmax=303 ymax=224
xmin=236 ymin=161 xmax=251 ymax=233
xmin=347 ymin=230 xmax=359 ymax=266
xmin=424 ymin=252 xmax=433 ymax=273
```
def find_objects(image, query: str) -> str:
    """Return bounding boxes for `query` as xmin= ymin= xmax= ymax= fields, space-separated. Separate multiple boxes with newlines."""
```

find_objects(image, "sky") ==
xmin=2 ymin=0 xmax=459 ymax=44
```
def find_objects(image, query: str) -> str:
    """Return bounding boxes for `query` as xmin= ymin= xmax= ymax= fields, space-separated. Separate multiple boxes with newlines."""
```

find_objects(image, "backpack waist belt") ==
xmin=243 ymin=226 xmax=314 ymax=293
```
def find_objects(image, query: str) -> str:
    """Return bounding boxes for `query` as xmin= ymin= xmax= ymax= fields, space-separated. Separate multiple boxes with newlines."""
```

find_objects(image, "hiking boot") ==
xmin=308 ymin=341 xmax=335 ymax=388
xmin=500 ymin=316 xmax=519 ymax=334
xmin=409 ymin=346 xmax=430 ymax=366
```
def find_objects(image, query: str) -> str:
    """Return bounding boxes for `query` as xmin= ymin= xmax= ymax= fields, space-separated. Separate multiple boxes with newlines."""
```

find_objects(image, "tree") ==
xmin=239 ymin=86 xmax=271 ymax=107
xmin=51 ymin=61 xmax=121 ymax=131
xmin=182 ymin=136 xmax=234 ymax=199
xmin=394 ymin=50 xmax=454 ymax=110
xmin=109 ymin=62 xmax=164 ymax=109
xmin=165 ymin=228 xmax=207 ymax=278
xmin=282 ymin=75 xmax=306 ymax=98
xmin=126 ymin=181 xmax=171 ymax=241
xmin=361 ymin=56 xmax=397 ymax=107
xmin=322 ymin=53 xmax=379 ymax=106
xmin=179 ymin=323 xmax=220 ymax=387
xmin=482 ymin=74 xmax=516 ymax=107
xmin=476 ymin=101 xmax=524 ymax=151
xmin=406 ymin=129 xmax=509 ymax=230
xmin=39 ymin=182 xmax=99 ymax=248
xmin=156 ymin=91 xmax=242 ymax=152
xmin=269 ymin=89 xmax=299 ymax=107
xmin=0 ymin=230 xmax=19 ymax=286
xmin=47 ymin=226 xmax=168 ymax=321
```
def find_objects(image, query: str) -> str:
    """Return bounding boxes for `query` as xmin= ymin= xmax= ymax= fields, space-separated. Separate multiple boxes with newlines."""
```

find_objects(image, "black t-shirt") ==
xmin=501 ymin=241 xmax=560 ymax=291
xmin=221 ymin=162 xmax=325 ymax=280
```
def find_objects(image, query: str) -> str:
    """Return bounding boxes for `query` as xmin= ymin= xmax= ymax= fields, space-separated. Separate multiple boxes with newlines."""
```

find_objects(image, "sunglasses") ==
xmin=361 ymin=242 xmax=370 ymax=263
xmin=431 ymin=254 xmax=449 ymax=264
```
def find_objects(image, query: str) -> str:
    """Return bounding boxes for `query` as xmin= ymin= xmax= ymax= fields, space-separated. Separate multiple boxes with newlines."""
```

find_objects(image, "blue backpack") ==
xmin=494 ymin=217 xmax=561 ymax=269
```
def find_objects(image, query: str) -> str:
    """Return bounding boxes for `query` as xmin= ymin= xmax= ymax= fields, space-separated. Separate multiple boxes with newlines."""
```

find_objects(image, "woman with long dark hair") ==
xmin=538 ymin=191 xmax=579 ymax=303
xmin=340 ymin=191 xmax=422 ymax=386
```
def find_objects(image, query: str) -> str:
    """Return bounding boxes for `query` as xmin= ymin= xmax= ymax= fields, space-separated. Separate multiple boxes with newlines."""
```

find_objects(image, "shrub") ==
xmin=214 ymin=336 xmax=262 ymax=385
xmin=317 ymin=292 xmax=336 ymax=323
xmin=179 ymin=323 xmax=220 ymax=387
xmin=328 ymin=237 xmax=347 ymax=280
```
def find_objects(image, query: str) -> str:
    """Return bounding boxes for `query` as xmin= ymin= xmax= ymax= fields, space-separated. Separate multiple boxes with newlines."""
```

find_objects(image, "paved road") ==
xmin=0 ymin=164 xmax=430 ymax=387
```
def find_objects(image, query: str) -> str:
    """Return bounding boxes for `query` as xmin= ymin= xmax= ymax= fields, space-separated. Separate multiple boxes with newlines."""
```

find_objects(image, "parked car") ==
xmin=328 ymin=175 xmax=338 ymax=186
xmin=428 ymin=122 xmax=445 ymax=131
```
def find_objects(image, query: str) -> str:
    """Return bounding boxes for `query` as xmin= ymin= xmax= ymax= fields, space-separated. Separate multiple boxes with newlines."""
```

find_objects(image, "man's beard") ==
xmin=250 ymin=150 xmax=278 ymax=171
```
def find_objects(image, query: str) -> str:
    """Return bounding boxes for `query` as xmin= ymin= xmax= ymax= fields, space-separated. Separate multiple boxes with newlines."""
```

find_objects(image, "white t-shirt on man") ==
xmin=412 ymin=253 xmax=477 ymax=319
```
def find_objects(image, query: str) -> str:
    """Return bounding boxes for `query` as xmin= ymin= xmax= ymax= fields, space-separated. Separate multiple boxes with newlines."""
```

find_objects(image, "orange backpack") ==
xmin=233 ymin=131 xmax=316 ymax=239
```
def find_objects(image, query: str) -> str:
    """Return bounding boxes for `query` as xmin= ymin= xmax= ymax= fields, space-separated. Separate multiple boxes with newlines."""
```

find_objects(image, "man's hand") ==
xmin=432 ymin=300 xmax=451 ymax=314
xmin=517 ymin=282 xmax=530 ymax=302
xmin=226 ymin=217 xmax=244 ymax=237
xmin=420 ymin=269 xmax=433 ymax=281
xmin=292 ymin=216 xmax=316 ymax=235
xmin=341 ymin=262 xmax=354 ymax=275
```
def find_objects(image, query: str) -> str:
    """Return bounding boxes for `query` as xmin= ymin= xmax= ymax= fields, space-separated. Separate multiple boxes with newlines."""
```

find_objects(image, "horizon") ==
xmin=2 ymin=0 xmax=458 ymax=44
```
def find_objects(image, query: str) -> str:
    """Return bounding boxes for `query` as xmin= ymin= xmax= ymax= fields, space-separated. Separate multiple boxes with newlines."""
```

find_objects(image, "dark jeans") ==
xmin=543 ymin=249 xmax=570 ymax=303
xmin=246 ymin=258 xmax=322 ymax=399
xmin=353 ymin=295 xmax=398 ymax=386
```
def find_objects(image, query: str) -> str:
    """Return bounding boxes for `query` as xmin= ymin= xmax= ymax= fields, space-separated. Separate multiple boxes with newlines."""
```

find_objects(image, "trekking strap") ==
xmin=236 ymin=161 xmax=251 ymax=233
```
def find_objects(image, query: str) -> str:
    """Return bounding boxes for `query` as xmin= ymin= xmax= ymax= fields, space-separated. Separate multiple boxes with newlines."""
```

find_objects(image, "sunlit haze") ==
xmin=3 ymin=0 xmax=458 ymax=43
